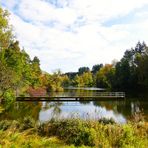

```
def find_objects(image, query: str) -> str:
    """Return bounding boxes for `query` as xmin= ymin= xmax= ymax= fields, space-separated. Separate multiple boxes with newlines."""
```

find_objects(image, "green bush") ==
xmin=117 ymin=124 xmax=148 ymax=148
xmin=0 ymin=120 xmax=11 ymax=130
xmin=36 ymin=118 xmax=148 ymax=147
xmin=38 ymin=119 xmax=97 ymax=146
xmin=98 ymin=117 xmax=115 ymax=124
xmin=19 ymin=116 xmax=35 ymax=131
xmin=3 ymin=89 xmax=15 ymax=110
xmin=0 ymin=117 xmax=147 ymax=147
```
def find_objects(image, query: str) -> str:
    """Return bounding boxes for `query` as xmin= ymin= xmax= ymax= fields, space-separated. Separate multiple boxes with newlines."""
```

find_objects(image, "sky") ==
xmin=1 ymin=0 xmax=148 ymax=73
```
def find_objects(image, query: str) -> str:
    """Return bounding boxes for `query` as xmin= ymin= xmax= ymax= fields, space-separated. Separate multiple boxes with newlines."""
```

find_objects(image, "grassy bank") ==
xmin=0 ymin=118 xmax=148 ymax=148
xmin=0 ymin=130 xmax=74 ymax=148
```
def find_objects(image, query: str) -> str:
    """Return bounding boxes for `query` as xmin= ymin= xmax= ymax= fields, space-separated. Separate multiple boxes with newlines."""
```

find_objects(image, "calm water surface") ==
xmin=0 ymin=89 xmax=148 ymax=123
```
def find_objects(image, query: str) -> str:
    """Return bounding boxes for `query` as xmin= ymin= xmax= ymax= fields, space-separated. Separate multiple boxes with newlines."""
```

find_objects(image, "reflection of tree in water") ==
xmin=93 ymin=97 xmax=148 ymax=120
xmin=93 ymin=101 xmax=120 ymax=112
xmin=116 ymin=100 xmax=132 ymax=117
xmin=71 ymin=89 xmax=94 ymax=105
xmin=43 ymin=101 xmax=63 ymax=118
xmin=0 ymin=102 xmax=42 ymax=121
xmin=116 ymin=99 xmax=148 ymax=119
xmin=66 ymin=89 xmax=95 ymax=97
xmin=93 ymin=100 xmax=132 ymax=120
xmin=79 ymin=100 xmax=90 ymax=105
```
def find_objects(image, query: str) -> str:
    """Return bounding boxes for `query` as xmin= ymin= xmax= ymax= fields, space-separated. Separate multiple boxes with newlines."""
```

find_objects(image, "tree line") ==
xmin=65 ymin=41 xmax=148 ymax=92
xmin=0 ymin=6 xmax=148 ymax=103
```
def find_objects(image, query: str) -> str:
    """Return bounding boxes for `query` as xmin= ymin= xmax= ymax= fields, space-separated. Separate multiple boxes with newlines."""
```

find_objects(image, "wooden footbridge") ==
xmin=16 ymin=92 xmax=125 ymax=102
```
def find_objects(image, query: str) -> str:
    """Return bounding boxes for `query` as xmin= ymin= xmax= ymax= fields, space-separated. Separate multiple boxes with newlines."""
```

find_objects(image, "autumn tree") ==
xmin=96 ymin=64 xmax=115 ymax=89
xmin=0 ymin=7 xmax=15 ymax=101
xmin=0 ymin=7 xmax=13 ymax=50
xmin=73 ymin=72 xmax=93 ymax=87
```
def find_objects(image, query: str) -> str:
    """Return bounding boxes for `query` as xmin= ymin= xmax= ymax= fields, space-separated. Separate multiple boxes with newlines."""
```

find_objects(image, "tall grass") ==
xmin=0 ymin=115 xmax=148 ymax=148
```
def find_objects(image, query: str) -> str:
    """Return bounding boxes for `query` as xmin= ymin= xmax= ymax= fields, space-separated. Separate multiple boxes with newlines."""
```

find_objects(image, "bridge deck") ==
xmin=16 ymin=92 xmax=125 ymax=101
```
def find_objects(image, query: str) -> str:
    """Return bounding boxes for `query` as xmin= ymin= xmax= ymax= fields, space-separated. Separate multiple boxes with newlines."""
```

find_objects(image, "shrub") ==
xmin=130 ymin=110 xmax=145 ymax=123
xmin=19 ymin=116 xmax=35 ymax=131
xmin=3 ymin=90 xmax=15 ymax=110
xmin=0 ymin=120 xmax=11 ymax=130
xmin=0 ymin=117 xmax=148 ymax=147
xmin=38 ymin=119 xmax=97 ymax=146
xmin=98 ymin=117 xmax=115 ymax=124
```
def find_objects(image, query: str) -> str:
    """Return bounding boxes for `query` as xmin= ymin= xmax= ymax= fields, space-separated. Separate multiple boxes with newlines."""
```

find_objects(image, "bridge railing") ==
xmin=47 ymin=92 xmax=125 ymax=97
xmin=16 ymin=92 xmax=125 ymax=101
xmin=17 ymin=92 xmax=125 ymax=98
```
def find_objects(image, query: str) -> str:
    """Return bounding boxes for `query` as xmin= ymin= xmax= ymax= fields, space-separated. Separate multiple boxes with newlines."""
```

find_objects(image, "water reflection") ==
xmin=0 ymin=98 xmax=148 ymax=124
xmin=42 ymin=102 xmax=63 ymax=118
xmin=0 ymin=102 xmax=42 ymax=121
xmin=39 ymin=98 xmax=148 ymax=123
xmin=39 ymin=101 xmax=126 ymax=123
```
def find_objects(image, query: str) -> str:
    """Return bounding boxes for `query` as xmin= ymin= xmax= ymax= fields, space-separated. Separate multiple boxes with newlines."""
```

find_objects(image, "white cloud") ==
xmin=1 ymin=0 xmax=19 ymax=9
xmin=1 ymin=0 xmax=148 ymax=72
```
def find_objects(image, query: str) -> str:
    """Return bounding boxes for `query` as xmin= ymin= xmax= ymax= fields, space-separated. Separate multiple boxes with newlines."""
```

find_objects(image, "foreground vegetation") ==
xmin=0 ymin=130 xmax=73 ymax=148
xmin=0 ymin=116 xmax=148 ymax=148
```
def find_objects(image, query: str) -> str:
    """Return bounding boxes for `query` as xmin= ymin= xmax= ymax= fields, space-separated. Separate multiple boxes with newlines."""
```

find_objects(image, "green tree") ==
xmin=61 ymin=75 xmax=70 ymax=87
xmin=78 ymin=67 xmax=90 ymax=75
xmin=0 ymin=61 xmax=15 ymax=101
xmin=0 ymin=7 xmax=15 ymax=101
xmin=73 ymin=74 xmax=84 ymax=87
xmin=0 ymin=7 xmax=13 ymax=49
xmin=114 ymin=41 xmax=148 ymax=91
xmin=96 ymin=64 xmax=115 ymax=89
xmin=30 ymin=56 xmax=42 ymax=87
xmin=46 ymin=70 xmax=64 ymax=92
xmin=73 ymin=72 xmax=93 ymax=87
xmin=135 ymin=44 xmax=148 ymax=89
xmin=92 ymin=64 xmax=103 ymax=75
xmin=115 ymin=60 xmax=131 ymax=90
xmin=81 ymin=72 xmax=94 ymax=87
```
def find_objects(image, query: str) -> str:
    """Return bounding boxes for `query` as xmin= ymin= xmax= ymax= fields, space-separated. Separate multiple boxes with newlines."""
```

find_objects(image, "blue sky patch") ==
xmin=103 ymin=5 xmax=148 ymax=27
